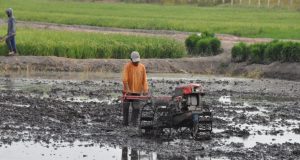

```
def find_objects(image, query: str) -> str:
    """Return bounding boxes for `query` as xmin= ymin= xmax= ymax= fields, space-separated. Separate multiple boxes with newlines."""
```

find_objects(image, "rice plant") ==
xmin=0 ymin=27 xmax=186 ymax=59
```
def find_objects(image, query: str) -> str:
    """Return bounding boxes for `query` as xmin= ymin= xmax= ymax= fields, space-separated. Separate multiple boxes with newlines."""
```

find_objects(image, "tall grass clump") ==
xmin=249 ymin=43 xmax=267 ymax=64
xmin=0 ymin=28 xmax=186 ymax=59
xmin=185 ymin=31 xmax=221 ymax=56
xmin=231 ymin=40 xmax=300 ymax=64
xmin=231 ymin=42 xmax=250 ymax=62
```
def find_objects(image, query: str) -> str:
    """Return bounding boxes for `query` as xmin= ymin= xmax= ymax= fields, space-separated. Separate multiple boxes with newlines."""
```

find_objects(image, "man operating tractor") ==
xmin=122 ymin=51 xmax=149 ymax=127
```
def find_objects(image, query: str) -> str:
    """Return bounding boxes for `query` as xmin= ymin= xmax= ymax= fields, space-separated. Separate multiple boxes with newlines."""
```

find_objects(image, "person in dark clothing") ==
xmin=5 ymin=8 xmax=17 ymax=56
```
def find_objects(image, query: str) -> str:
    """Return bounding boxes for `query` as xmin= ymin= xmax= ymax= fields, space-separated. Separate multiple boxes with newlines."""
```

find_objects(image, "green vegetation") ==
xmin=231 ymin=41 xmax=300 ymax=64
xmin=0 ymin=0 xmax=300 ymax=39
xmin=61 ymin=0 xmax=300 ymax=8
xmin=0 ymin=28 xmax=186 ymax=59
xmin=185 ymin=32 xmax=221 ymax=56
xmin=231 ymin=42 xmax=250 ymax=62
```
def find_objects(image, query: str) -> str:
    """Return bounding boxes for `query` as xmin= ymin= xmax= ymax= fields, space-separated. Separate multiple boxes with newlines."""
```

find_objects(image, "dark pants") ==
xmin=6 ymin=35 xmax=17 ymax=53
xmin=121 ymin=147 xmax=137 ymax=160
xmin=121 ymin=147 xmax=128 ymax=160
xmin=123 ymin=94 xmax=140 ymax=126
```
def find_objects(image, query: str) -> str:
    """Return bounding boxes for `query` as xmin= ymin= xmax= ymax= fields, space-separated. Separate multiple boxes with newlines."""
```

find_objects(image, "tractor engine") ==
xmin=173 ymin=84 xmax=204 ymax=112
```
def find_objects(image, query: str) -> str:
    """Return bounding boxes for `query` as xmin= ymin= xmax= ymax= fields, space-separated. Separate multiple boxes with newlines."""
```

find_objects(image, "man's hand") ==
xmin=126 ymin=89 xmax=132 ymax=94
xmin=142 ymin=92 xmax=148 ymax=96
xmin=123 ymin=82 xmax=132 ymax=94
xmin=0 ymin=36 xmax=7 ymax=42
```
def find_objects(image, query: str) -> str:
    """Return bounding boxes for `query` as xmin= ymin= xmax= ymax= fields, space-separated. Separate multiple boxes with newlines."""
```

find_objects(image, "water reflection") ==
xmin=122 ymin=147 xmax=154 ymax=160
xmin=122 ymin=147 xmax=128 ymax=160
xmin=121 ymin=147 xmax=211 ymax=160
xmin=3 ymin=74 xmax=14 ymax=92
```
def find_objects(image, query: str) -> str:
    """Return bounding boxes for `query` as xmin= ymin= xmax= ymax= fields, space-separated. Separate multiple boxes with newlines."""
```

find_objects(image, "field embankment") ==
xmin=1 ymin=54 xmax=299 ymax=81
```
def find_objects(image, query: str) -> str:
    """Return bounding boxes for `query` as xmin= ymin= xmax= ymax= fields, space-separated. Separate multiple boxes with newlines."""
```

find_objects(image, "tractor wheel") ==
xmin=139 ymin=103 xmax=155 ymax=136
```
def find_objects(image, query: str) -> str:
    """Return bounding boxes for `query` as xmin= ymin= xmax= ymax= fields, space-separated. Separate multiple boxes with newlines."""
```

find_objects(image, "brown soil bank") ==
xmin=0 ymin=55 xmax=299 ymax=81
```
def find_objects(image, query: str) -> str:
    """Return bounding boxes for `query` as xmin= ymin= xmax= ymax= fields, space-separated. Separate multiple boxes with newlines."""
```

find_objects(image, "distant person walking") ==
xmin=2 ymin=8 xmax=17 ymax=56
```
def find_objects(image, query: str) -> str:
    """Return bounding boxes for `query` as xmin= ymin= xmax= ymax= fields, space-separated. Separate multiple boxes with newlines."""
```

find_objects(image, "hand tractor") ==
xmin=122 ymin=84 xmax=213 ymax=139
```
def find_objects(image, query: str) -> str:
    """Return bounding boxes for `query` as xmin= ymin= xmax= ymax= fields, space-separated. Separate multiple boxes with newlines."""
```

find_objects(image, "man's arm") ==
xmin=122 ymin=64 xmax=131 ymax=93
xmin=123 ymin=82 xmax=131 ymax=93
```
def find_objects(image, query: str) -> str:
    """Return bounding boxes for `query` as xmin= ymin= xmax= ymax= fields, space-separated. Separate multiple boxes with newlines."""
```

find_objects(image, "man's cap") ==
xmin=131 ymin=51 xmax=140 ymax=62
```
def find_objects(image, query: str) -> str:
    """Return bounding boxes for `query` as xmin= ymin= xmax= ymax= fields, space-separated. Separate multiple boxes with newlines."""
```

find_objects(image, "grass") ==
xmin=0 ymin=27 xmax=186 ymax=59
xmin=0 ymin=0 xmax=299 ymax=39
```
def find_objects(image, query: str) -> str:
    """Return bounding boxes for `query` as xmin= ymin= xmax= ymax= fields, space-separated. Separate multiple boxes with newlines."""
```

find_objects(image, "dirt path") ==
xmin=15 ymin=20 xmax=274 ymax=44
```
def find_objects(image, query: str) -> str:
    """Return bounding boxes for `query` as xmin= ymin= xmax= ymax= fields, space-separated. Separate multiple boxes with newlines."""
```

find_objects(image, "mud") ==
xmin=0 ymin=73 xmax=300 ymax=160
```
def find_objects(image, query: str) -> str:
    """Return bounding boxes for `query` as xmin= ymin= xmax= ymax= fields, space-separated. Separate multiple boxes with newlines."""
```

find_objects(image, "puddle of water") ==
xmin=0 ymin=72 xmax=121 ymax=81
xmin=218 ymin=96 xmax=231 ymax=105
xmin=64 ymin=96 xmax=118 ymax=105
xmin=0 ymin=71 xmax=282 ymax=82
xmin=225 ymin=131 xmax=300 ymax=148
xmin=0 ymin=102 xmax=30 ymax=108
xmin=0 ymin=72 xmax=215 ymax=81
xmin=0 ymin=78 xmax=51 ymax=98
xmin=222 ymin=121 xmax=300 ymax=148
xmin=216 ymin=96 xmax=300 ymax=148
xmin=0 ymin=141 xmax=121 ymax=160
xmin=0 ymin=140 xmax=216 ymax=160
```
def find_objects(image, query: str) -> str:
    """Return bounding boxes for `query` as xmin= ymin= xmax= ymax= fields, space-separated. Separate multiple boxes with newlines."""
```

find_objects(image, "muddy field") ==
xmin=0 ymin=73 xmax=300 ymax=160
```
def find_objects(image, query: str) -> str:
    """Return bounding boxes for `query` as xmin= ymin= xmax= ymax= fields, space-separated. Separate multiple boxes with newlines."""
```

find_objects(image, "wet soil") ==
xmin=0 ymin=73 xmax=299 ymax=159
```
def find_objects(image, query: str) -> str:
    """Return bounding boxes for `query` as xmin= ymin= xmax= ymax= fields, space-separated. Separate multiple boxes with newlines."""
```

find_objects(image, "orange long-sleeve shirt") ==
xmin=122 ymin=62 xmax=148 ymax=94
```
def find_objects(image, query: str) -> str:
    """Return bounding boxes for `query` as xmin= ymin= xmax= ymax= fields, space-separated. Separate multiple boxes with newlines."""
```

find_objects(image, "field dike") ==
xmin=0 ymin=55 xmax=299 ymax=81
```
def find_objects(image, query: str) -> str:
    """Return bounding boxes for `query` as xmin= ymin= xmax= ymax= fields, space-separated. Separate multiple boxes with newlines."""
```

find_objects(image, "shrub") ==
xmin=232 ymin=40 xmax=300 ymax=64
xmin=281 ymin=42 xmax=300 ymax=62
xmin=210 ymin=37 xmax=221 ymax=54
xmin=231 ymin=42 xmax=250 ymax=62
xmin=185 ymin=34 xmax=200 ymax=54
xmin=196 ymin=38 xmax=210 ymax=55
xmin=185 ymin=32 xmax=221 ymax=56
xmin=200 ymin=31 xmax=215 ymax=39
xmin=249 ymin=43 xmax=266 ymax=64
xmin=293 ymin=43 xmax=300 ymax=62
xmin=264 ymin=40 xmax=284 ymax=63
